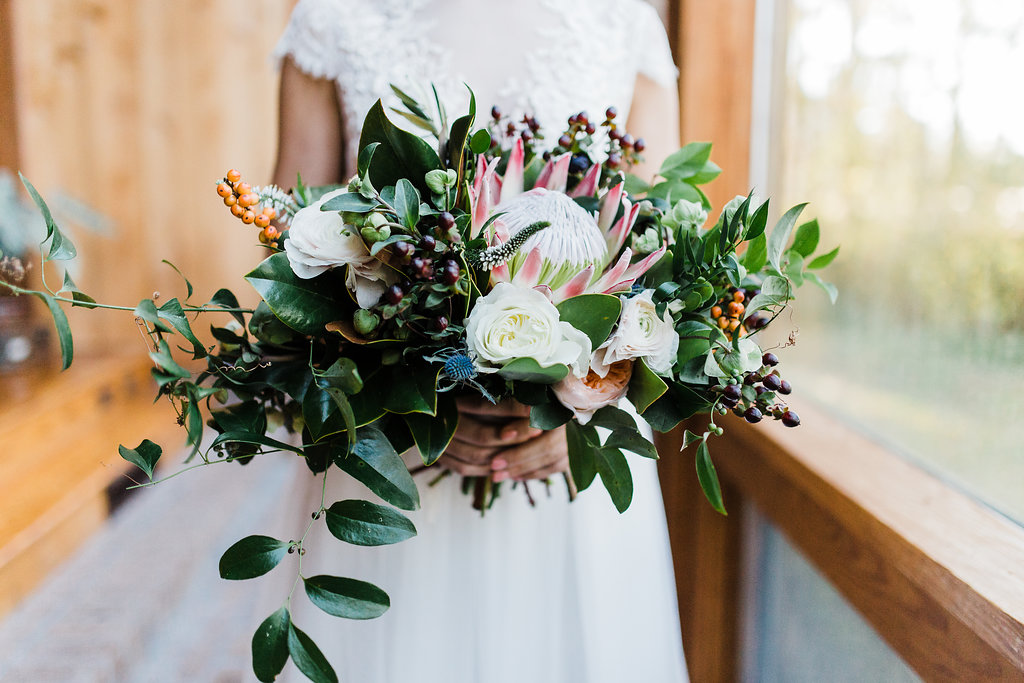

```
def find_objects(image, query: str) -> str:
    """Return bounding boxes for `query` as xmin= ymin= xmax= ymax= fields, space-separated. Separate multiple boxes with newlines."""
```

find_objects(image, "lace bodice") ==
xmin=275 ymin=0 xmax=677 ymax=174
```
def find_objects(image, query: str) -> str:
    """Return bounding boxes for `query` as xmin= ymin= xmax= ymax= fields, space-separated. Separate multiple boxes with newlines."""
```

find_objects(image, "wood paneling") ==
xmin=1 ymin=0 xmax=18 ymax=170
xmin=9 ymin=0 xmax=292 ymax=358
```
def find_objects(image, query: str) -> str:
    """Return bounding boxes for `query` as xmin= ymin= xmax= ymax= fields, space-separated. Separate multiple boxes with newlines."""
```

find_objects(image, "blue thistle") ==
xmin=443 ymin=353 xmax=477 ymax=381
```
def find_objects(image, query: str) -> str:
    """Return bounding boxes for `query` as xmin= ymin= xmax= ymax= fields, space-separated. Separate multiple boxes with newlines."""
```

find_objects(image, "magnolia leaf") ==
xmin=404 ymin=393 xmax=458 ymax=465
xmin=603 ymin=429 xmax=658 ymax=459
xmin=498 ymin=357 xmax=569 ymax=384
xmin=252 ymin=608 xmax=290 ymax=683
xmin=287 ymin=624 xmax=338 ymax=683
xmin=245 ymin=253 xmax=344 ymax=335
xmin=626 ymin=358 xmax=669 ymax=413
xmin=359 ymin=99 xmax=442 ymax=197
xmin=303 ymin=575 xmax=390 ymax=620
xmin=325 ymin=500 xmax=417 ymax=546
xmin=380 ymin=362 xmax=438 ymax=415
xmin=218 ymin=535 xmax=290 ymax=580
xmin=118 ymin=439 xmax=162 ymax=479
xmin=566 ymin=421 xmax=598 ymax=491
xmin=556 ymin=294 xmax=621 ymax=348
xmin=530 ymin=400 xmax=573 ymax=430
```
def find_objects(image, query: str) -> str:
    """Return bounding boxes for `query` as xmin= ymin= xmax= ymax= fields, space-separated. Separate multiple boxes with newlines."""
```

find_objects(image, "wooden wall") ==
xmin=8 ymin=0 xmax=294 ymax=357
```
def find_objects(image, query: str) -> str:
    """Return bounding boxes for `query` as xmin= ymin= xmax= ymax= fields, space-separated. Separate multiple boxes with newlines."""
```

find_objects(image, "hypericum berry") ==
xmin=721 ymin=395 xmax=739 ymax=409
xmin=441 ymin=262 xmax=460 ymax=285
xmin=385 ymin=284 xmax=404 ymax=305
xmin=585 ymin=122 xmax=596 ymax=135
xmin=568 ymin=113 xmax=578 ymax=125
xmin=216 ymin=182 xmax=232 ymax=197
xmin=762 ymin=373 xmax=782 ymax=391
xmin=264 ymin=225 xmax=280 ymax=240
xmin=605 ymin=106 xmax=618 ymax=120
xmin=781 ymin=410 xmax=801 ymax=427
xmin=778 ymin=379 xmax=792 ymax=395
xmin=722 ymin=384 xmax=741 ymax=401
xmin=620 ymin=133 xmax=634 ymax=149
xmin=762 ymin=352 xmax=779 ymax=366
xmin=744 ymin=406 xmax=763 ymax=423
xmin=394 ymin=241 xmax=414 ymax=261
xmin=432 ymin=316 xmax=449 ymax=332
xmin=727 ymin=319 xmax=741 ymax=332
xmin=577 ymin=111 xmax=589 ymax=125
xmin=607 ymin=153 xmax=621 ymax=168
xmin=755 ymin=385 xmax=767 ymax=396
xmin=609 ymin=128 xmax=622 ymax=142
xmin=506 ymin=122 xmax=516 ymax=136
xmin=558 ymin=134 xmax=573 ymax=148
xmin=239 ymin=193 xmax=259 ymax=208
xmin=634 ymin=138 xmax=646 ymax=152
xmin=717 ymin=316 xmax=730 ymax=329
xmin=419 ymin=235 xmax=436 ymax=252
xmin=437 ymin=212 xmax=455 ymax=230
xmin=521 ymin=129 xmax=534 ymax=143
xmin=491 ymin=105 xmax=502 ymax=120
xmin=527 ymin=117 xmax=540 ymax=132
xmin=744 ymin=373 xmax=761 ymax=385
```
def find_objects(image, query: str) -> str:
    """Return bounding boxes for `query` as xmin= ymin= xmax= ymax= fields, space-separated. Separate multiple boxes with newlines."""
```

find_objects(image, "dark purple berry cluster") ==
xmin=712 ymin=351 xmax=800 ymax=428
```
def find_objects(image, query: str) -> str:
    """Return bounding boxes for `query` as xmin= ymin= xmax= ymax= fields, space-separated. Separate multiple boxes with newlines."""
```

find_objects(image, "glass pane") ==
xmin=741 ymin=508 xmax=921 ymax=682
xmin=767 ymin=0 xmax=1024 ymax=522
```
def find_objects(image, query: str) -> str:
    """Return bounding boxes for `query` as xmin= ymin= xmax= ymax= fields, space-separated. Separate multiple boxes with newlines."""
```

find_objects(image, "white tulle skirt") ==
xmin=269 ymin=451 xmax=689 ymax=683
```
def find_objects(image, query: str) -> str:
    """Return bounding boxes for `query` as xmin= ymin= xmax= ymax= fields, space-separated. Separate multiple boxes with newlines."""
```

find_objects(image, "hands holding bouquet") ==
xmin=1 ymin=85 xmax=837 ymax=682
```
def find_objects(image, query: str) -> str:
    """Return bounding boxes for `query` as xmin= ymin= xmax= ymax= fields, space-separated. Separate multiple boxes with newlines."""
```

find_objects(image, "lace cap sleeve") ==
xmin=633 ymin=3 xmax=679 ymax=88
xmin=273 ymin=0 xmax=343 ymax=80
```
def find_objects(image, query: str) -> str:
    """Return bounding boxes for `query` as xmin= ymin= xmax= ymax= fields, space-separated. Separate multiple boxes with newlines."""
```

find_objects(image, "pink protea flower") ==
xmin=469 ymin=138 xmax=666 ymax=303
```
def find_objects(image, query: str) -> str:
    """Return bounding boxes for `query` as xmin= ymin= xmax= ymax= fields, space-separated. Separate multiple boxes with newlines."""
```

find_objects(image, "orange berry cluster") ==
xmin=711 ymin=289 xmax=748 ymax=339
xmin=216 ymin=169 xmax=281 ymax=248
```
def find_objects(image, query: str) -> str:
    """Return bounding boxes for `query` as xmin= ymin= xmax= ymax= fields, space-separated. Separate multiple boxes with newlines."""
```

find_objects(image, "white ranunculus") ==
xmin=592 ymin=289 xmax=678 ymax=377
xmin=285 ymin=189 xmax=392 ymax=307
xmin=466 ymin=282 xmax=592 ymax=378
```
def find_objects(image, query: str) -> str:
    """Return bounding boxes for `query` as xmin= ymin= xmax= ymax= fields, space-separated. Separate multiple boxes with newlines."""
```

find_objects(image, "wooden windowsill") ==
xmin=715 ymin=404 xmax=1024 ymax=680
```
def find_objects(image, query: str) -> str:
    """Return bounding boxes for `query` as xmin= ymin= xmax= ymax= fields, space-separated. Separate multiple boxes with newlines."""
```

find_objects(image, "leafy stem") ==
xmin=285 ymin=469 xmax=330 ymax=608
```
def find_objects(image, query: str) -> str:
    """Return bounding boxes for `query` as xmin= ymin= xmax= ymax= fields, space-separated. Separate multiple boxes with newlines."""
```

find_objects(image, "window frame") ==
xmin=663 ymin=1 xmax=1024 ymax=680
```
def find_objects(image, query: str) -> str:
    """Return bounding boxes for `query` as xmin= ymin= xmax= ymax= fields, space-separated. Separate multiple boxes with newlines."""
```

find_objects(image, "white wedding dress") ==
xmin=270 ymin=2 xmax=688 ymax=681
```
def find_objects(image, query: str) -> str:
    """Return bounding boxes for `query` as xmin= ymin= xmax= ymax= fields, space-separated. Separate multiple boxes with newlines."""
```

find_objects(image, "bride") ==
xmin=268 ymin=1 xmax=688 ymax=681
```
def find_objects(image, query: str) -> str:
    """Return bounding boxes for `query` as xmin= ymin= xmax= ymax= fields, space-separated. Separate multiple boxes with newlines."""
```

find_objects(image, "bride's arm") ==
xmin=272 ymin=56 xmax=345 ymax=189
xmin=626 ymin=73 xmax=681 ymax=184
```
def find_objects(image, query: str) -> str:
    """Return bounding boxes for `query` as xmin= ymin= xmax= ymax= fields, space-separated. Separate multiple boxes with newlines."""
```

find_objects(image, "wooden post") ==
xmin=663 ymin=2 xmax=757 ymax=681
xmin=0 ymin=0 xmax=18 ymax=170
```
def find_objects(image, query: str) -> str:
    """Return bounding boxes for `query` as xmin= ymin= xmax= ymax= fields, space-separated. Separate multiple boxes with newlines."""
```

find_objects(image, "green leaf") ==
xmin=805 ymin=271 xmax=839 ymax=304
xmin=207 ymin=288 xmax=245 ymax=325
xmin=319 ymin=192 xmax=378 ymax=213
xmin=161 ymin=259 xmax=194 ymax=299
xmin=555 ymin=294 xmax=621 ymax=348
xmin=658 ymin=142 xmax=712 ymax=181
xmin=380 ymin=362 xmax=438 ymax=415
xmin=530 ymin=400 xmax=573 ymax=430
xmin=404 ymin=393 xmax=458 ymax=465
xmin=744 ymin=200 xmax=770 ymax=242
xmin=210 ymin=430 xmax=304 ymax=454
xmin=358 ymin=99 xmax=443 ymax=198
xmin=595 ymin=448 xmax=633 ymax=513
xmin=287 ymin=624 xmax=338 ymax=683
xmin=32 ymin=291 xmax=73 ymax=369
xmin=325 ymin=500 xmax=417 ymax=546
xmin=497 ymin=357 xmax=569 ymax=384
xmin=626 ymin=358 xmax=669 ymax=413
xmin=249 ymin=301 xmax=295 ymax=345
xmin=118 ymin=439 xmax=162 ymax=479
xmin=20 ymin=173 xmax=77 ymax=261
xmin=303 ymin=575 xmax=390 ymax=620
xmin=790 ymin=219 xmax=820 ymax=258
xmin=149 ymin=339 xmax=190 ymax=379
xmin=470 ymin=128 xmax=491 ymax=155
xmin=689 ymin=160 xmax=722 ymax=185
xmin=134 ymin=298 xmax=172 ymax=333
xmin=315 ymin=357 xmax=363 ymax=395
xmin=357 ymin=142 xmax=381 ymax=178
xmin=59 ymin=270 xmax=96 ymax=308
xmin=603 ymin=429 xmax=658 ymax=459
xmin=447 ymin=91 xmax=476 ymax=202
xmin=245 ymin=252 xmax=344 ymax=335
xmin=303 ymin=386 xmax=346 ymax=443
xmin=252 ymin=608 xmax=290 ymax=683
xmin=566 ymin=421 xmax=598 ymax=491
xmin=337 ymin=426 xmax=420 ymax=510
xmin=745 ymin=275 xmax=791 ymax=317
xmin=641 ymin=382 xmax=711 ymax=432
xmin=683 ymin=430 xmax=703 ymax=450
xmin=322 ymin=386 xmax=357 ymax=447
xmin=394 ymin=178 xmax=420 ymax=230
xmin=807 ymin=245 xmax=839 ymax=270
xmin=218 ymin=535 xmax=290 ymax=580
xmin=766 ymin=203 xmax=807 ymax=274
xmin=741 ymin=232 xmax=768 ymax=273
xmin=695 ymin=441 xmax=727 ymax=514
xmin=622 ymin=173 xmax=652 ymax=196
xmin=157 ymin=298 xmax=207 ymax=359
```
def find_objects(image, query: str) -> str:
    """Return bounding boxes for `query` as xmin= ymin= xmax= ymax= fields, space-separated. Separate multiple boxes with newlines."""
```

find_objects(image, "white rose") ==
xmin=466 ymin=283 xmax=592 ymax=378
xmin=592 ymin=289 xmax=678 ymax=377
xmin=285 ymin=189 xmax=392 ymax=307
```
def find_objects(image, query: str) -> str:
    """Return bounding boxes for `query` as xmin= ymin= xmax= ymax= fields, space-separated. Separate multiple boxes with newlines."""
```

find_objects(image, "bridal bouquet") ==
xmin=2 ymin=86 xmax=836 ymax=682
